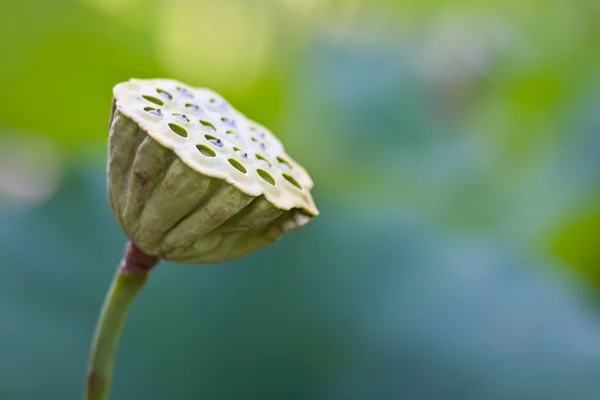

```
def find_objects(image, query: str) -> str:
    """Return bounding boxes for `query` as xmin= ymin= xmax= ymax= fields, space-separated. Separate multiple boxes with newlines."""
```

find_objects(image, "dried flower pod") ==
xmin=107 ymin=78 xmax=318 ymax=263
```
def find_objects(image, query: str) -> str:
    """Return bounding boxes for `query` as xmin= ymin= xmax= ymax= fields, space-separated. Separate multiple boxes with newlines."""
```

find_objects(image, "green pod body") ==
xmin=108 ymin=108 xmax=313 ymax=263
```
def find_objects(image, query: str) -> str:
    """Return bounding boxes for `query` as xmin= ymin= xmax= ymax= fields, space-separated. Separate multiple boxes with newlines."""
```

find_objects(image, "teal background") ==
xmin=1 ymin=0 xmax=600 ymax=399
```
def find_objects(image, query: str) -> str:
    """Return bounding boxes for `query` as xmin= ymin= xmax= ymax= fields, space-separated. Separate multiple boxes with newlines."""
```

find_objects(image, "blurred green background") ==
xmin=2 ymin=0 xmax=600 ymax=399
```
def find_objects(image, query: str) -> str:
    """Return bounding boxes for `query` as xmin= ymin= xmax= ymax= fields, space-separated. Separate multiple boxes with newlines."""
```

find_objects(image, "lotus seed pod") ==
xmin=107 ymin=78 xmax=318 ymax=263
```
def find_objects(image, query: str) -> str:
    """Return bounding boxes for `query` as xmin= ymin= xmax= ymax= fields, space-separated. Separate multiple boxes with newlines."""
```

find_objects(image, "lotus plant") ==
xmin=85 ymin=79 xmax=318 ymax=399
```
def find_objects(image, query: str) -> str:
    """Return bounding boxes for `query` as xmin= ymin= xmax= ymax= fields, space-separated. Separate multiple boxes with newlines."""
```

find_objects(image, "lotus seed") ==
xmin=186 ymin=104 xmax=201 ymax=112
xmin=145 ymin=108 xmax=162 ymax=117
xmin=277 ymin=157 xmax=291 ymax=169
xmin=222 ymin=117 xmax=237 ymax=128
xmin=177 ymin=87 xmax=193 ymax=97
xmin=209 ymin=138 xmax=223 ymax=147
xmin=200 ymin=120 xmax=216 ymax=132
xmin=157 ymin=89 xmax=172 ymax=100
xmin=174 ymin=114 xmax=189 ymax=122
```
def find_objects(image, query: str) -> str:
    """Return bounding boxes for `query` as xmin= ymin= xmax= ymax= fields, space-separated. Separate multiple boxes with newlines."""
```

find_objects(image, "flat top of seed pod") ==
xmin=113 ymin=78 xmax=318 ymax=216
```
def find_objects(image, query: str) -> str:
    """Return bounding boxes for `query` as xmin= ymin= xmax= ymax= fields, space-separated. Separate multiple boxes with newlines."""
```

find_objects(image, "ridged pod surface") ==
xmin=107 ymin=78 xmax=318 ymax=263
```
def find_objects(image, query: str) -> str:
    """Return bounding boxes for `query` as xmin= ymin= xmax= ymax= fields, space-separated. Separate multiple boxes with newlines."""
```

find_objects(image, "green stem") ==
xmin=85 ymin=262 xmax=149 ymax=400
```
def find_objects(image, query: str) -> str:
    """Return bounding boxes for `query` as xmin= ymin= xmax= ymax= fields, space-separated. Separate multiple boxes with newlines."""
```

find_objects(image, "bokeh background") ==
xmin=2 ymin=0 xmax=600 ymax=399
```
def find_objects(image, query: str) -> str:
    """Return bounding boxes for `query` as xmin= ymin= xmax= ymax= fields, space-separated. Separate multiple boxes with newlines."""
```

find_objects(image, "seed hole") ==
xmin=251 ymin=137 xmax=266 ymax=149
xmin=143 ymin=95 xmax=163 ymax=106
xmin=173 ymin=113 xmax=189 ymax=122
xmin=168 ymin=123 xmax=187 ymax=138
xmin=200 ymin=120 xmax=216 ymax=132
xmin=233 ymin=147 xmax=248 ymax=158
xmin=197 ymin=145 xmax=216 ymax=157
xmin=221 ymin=117 xmax=237 ymax=128
xmin=144 ymin=107 xmax=162 ymax=117
xmin=257 ymin=169 xmax=275 ymax=185
xmin=205 ymin=135 xmax=223 ymax=147
xmin=177 ymin=86 xmax=193 ymax=97
xmin=156 ymin=88 xmax=172 ymax=100
xmin=283 ymin=173 xmax=302 ymax=190
xmin=185 ymin=104 xmax=202 ymax=112
xmin=229 ymin=158 xmax=247 ymax=174
xmin=226 ymin=130 xmax=240 ymax=139
xmin=277 ymin=157 xmax=292 ymax=169
xmin=255 ymin=154 xmax=271 ymax=167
